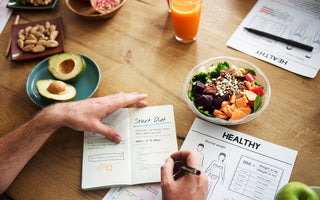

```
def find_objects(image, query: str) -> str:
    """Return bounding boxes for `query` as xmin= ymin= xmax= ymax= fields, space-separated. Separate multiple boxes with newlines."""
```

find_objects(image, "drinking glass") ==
xmin=169 ymin=0 xmax=202 ymax=44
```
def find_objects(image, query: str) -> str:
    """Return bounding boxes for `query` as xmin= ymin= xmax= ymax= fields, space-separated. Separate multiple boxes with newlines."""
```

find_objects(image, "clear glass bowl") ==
xmin=183 ymin=56 xmax=271 ymax=125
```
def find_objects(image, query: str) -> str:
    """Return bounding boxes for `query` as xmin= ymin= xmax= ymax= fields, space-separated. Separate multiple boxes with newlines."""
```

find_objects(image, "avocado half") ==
xmin=48 ymin=53 xmax=86 ymax=82
xmin=36 ymin=79 xmax=77 ymax=103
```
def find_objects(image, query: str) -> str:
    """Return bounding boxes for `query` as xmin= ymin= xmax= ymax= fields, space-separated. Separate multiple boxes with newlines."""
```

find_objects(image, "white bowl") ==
xmin=183 ymin=56 xmax=271 ymax=125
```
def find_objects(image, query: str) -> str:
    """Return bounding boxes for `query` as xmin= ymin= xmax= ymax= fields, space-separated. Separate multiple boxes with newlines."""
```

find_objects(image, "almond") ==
xmin=45 ymin=40 xmax=59 ymax=48
xmin=32 ymin=45 xmax=45 ymax=53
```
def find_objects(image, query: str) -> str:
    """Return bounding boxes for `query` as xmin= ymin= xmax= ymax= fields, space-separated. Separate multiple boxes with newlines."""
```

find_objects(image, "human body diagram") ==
xmin=204 ymin=152 xmax=227 ymax=200
xmin=195 ymin=142 xmax=227 ymax=200
xmin=197 ymin=143 xmax=205 ymax=167
xmin=287 ymin=20 xmax=320 ymax=58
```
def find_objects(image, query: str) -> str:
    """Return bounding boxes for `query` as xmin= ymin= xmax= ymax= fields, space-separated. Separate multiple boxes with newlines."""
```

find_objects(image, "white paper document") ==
xmin=227 ymin=0 xmax=320 ymax=78
xmin=104 ymin=118 xmax=298 ymax=200
xmin=81 ymin=105 xmax=178 ymax=190
xmin=103 ymin=183 xmax=161 ymax=200
xmin=182 ymin=118 xmax=297 ymax=200
xmin=0 ymin=0 xmax=12 ymax=35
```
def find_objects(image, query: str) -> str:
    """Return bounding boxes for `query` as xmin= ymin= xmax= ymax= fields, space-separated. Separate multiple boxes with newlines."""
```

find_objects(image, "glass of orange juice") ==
xmin=169 ymin=0 xmax=202 ymax=44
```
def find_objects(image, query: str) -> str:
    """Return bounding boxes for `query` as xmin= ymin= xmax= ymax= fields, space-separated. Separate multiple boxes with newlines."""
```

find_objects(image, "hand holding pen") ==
xmin=161 ymin=150 xmax=208 ymax=200
xmin=174 ymin=161 xmax=201 ymax=176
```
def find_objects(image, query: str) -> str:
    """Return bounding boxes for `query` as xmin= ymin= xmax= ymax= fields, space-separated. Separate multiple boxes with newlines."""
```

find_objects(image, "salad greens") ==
xmin=188 ymin=61 xmax=265 ymax=121
xmin=253 ymin=94 xmax=263 ymax=113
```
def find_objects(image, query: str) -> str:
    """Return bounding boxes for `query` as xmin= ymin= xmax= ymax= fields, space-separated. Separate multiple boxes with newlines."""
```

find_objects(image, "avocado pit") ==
xmin=47 ymin=80 xmax=67 ymax=94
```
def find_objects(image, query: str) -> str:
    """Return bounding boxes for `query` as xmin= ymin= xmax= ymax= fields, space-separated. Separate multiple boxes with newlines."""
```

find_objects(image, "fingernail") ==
xmin=114 ymin=135 xmax=122 ymax=143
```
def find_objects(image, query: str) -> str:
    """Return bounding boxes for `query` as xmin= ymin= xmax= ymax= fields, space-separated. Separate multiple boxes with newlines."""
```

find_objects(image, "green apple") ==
xmin=276 ymin=182 xmax=319 ymax=200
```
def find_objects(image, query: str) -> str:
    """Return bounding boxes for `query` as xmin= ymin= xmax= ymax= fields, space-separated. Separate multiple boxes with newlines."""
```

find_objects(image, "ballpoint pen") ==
xmin=174 ymin=161 xmax=201 ymax=175
xmin=244 ymin=27 xmax=314 ymax=52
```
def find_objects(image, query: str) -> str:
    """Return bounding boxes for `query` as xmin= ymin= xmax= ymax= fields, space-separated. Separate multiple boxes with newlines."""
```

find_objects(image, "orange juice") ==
xmin=170 ymin=0 xmax=202 ymax=44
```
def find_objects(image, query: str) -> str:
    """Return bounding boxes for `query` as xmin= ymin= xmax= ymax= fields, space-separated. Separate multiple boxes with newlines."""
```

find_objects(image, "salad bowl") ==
xmin=183 ymin=56 xmax=271 ymax=125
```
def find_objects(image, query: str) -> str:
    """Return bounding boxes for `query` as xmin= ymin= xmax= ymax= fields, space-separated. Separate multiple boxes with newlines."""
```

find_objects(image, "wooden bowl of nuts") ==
xmin=65 ymin=0 xmax=126 ymax=20
xmin=11 ymin=17 xmax=64 ymax=61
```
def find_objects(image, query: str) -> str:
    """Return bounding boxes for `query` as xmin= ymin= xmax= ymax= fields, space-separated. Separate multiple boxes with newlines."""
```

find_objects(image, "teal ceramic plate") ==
xmin=26 ymin=54 xmax=101 ymax=107
xmin=7 ymin=0 xmax=57 ymax=9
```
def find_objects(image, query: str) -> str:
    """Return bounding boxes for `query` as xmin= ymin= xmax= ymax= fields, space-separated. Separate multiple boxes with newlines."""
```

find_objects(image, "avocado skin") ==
xmin=40 ymin=91 xmax=76 ymax=104
xmin=41 ymin=94 xmax=76 ymax=104
xmin=36 ymin=79 xmax=77 ymax=104
xmin=48 ymin=53 xmax=87 ymax=83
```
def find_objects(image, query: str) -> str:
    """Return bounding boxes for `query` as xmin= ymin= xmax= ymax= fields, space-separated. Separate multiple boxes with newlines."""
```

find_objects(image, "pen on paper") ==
xmin=174 ymin=161 xmax=201 ymax=175
xmin=244 ymin=27 xmax=314 ymax=52
xmin=5 ymin=15 xmax=20 ymax=57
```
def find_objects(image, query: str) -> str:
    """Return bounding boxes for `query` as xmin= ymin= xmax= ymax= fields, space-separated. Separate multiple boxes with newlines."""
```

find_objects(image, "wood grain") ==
xmin=1 ymin=0 xmax=319 ymax=199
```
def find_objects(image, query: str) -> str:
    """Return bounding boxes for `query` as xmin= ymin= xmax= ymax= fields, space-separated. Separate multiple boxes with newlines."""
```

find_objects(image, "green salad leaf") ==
xmin=191 ymin=71 xmax=209 ymax=84
xmin=208 ymin=61 xmax=231 ymax=79
xmin=199 ymin=109 xmax=215 ymax=117
xmin=217 ymin=62 xmax=230 ymax=71
xmin=253 ymin=94 xmax=263 ymax=112
xmin=254 ymin=81 xmax=264 ymax=89
xmin=245 ymin=68 xmax=256 ymax=76
xmin=188 ymin=91 xmax=195 ymax=102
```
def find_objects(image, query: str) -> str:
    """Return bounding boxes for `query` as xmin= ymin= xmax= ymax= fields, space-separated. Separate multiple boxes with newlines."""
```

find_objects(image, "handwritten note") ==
xmin=81 ymin=105 xmax=178 ymax=190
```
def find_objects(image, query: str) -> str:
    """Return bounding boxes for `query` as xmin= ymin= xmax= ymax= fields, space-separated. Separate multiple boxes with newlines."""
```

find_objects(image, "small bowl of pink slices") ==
xmin=66 ymin=0 xmax=126 ymax=20
xmin=183 ymin=56 xmax=271 ymax=125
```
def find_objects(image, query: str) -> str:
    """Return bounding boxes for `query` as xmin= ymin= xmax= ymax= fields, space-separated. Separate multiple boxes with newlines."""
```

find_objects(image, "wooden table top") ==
xmin=1 ymin=0 xmax=319 ymax=199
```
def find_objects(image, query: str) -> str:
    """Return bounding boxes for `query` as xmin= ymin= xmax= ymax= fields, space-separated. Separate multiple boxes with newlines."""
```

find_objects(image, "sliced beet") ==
xmin=212 ymin=95 xmax=223 ymax=110
xmin=221 ymin=93 xmax=230 ymax=102
xmin=195 ymin=94 xmax=213 ymax=110
xmin=194 ymin=92 xmax=202 ymax=99
xmin=194 ymin=82 xmax=205 ymax=93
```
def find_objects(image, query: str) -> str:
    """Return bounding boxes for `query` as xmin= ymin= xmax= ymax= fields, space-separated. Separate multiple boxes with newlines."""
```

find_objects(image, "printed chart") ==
xmin=227 ymin=0 xmax=320 ymax=78
xmin=230 ymin=156 xmax=283 ymax=200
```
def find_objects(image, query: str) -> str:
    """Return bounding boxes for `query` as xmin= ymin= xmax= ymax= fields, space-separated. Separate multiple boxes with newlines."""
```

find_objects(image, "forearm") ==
xmin=0 ymin=92 xmax=148 ymax=194
xmin=0 ymin=104 xmax=63 ymax=194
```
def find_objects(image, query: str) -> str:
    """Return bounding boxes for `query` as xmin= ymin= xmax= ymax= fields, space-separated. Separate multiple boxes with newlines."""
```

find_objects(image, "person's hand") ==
xmin=161 ymin=150 xmax=208 ymax=200
xmin=51 ymin=92 xmax=147 ymax=143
